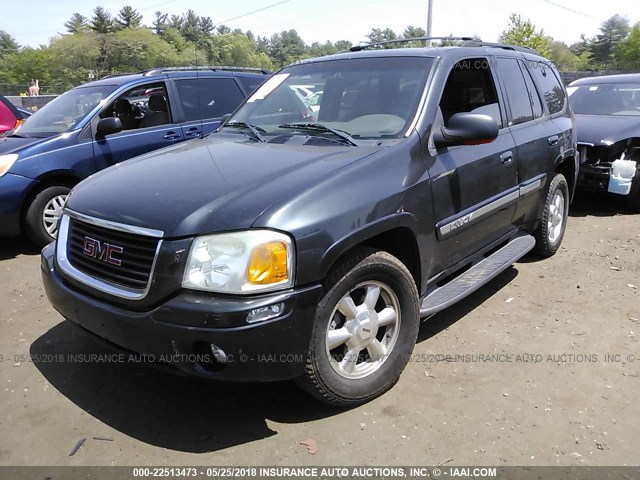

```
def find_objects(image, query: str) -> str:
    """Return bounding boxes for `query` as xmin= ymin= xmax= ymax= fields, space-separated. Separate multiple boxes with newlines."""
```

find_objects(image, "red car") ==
xmin=0 ymin=95 xmax=29 ymax=134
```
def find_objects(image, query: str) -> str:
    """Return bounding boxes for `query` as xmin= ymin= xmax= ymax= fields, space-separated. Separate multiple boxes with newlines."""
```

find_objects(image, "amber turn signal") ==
xmin=247 ymin=242 xmax=289 ymax=285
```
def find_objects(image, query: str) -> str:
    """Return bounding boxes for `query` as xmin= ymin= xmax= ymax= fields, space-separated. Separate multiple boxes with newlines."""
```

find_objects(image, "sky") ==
xmin=2 ymin=0 xmax=637 ymax=49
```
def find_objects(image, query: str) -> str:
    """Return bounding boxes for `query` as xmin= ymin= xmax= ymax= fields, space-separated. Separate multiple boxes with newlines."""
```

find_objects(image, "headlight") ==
xmin=182 ymin=230 xmax=295 ymax=294
xmin=0 ymin=154 xmax=18 ymax=177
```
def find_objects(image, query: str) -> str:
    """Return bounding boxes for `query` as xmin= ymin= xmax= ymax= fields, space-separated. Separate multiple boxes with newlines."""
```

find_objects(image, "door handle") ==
xmin=548 ymin=135 xmax=559 ymax=146
xmin=185 ymin=128 xmax=201 ymax=137
xmin=163 ymin=131 xmax=181 ymax=140
xmin=500 ymin=151 xmax=513 ymax=165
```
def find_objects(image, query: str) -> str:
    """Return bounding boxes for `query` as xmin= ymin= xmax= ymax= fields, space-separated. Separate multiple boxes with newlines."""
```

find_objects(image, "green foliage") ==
xmin=161 ymin=28 xmax=191 ymax=53
xmin=366 ymin=28 xmax=398 ymax=48
xmin=49 ymin=32 xmax=101 ymax=90
xmin=115 ymin=6 xmax=143 ymax=30
xmin=108 ymin=28 xmax=179 ymax=72
xmin=64 ymin=13 xmax=88 ymax=34
xmin=0 ymin=47 xmax=53 ymax=94
xmin=0 ymin=30 xmax=20 ymax=59
xmin=401 ymin=26 xmax=427 ymax=48
xmin=268 ymin=30 xmax=306 ymax=66
xmin=499 ymin=14 xmax=552 ymax=58
xmin=619 ymin=23 xmax=640 ymax=68
xmin=90 ymin=7 xmax=115 ymax=34
xmin=152 ymin=11 xmax=168 ymax=35
xmin=4 ymin=6 xmax=638 ymax=96
xmin=208 ymin=34 xmax=273 ymax=69
xmin=589 ymin=14 xmax=630 ymax=67
xmin=548 ymin=40 xmax=579 ymax=71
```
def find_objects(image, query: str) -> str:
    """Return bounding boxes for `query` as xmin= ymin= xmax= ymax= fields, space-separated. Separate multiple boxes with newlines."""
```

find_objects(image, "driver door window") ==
xmin=97 ymin=82 xmax=171 ymax=133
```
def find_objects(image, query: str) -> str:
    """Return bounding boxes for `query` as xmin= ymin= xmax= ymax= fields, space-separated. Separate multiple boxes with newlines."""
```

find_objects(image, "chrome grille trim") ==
xmin=56 ymin=211 xmax=164 ymax=300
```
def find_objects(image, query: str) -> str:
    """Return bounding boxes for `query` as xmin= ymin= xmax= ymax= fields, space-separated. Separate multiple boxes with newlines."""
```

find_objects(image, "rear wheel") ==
xmin=533 ymin=173 xmax=569 ymax=258
xmin=297 ymin=248 xmax=419 ymax=406
xmin=24 ymin=185 xmax=70 ymax=247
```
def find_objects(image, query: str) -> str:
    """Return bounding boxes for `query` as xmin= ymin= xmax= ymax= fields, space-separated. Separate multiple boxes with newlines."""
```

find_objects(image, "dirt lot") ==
xmin=0 ymin=193 xmax=638 ymax=467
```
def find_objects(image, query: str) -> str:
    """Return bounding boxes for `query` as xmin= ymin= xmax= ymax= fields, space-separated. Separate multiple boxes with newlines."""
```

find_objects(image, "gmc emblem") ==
xmin=82 ymin=236 xmax=124 ymax=266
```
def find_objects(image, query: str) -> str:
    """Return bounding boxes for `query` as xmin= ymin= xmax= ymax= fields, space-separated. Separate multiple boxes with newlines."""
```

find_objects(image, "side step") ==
xmin=420 ymin=235 xmax=536 ymax=317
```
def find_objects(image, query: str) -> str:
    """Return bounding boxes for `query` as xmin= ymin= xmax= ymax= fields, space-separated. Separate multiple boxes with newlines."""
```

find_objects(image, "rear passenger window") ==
xmin=176 ymin=78 xmax=245 ymax=121
xmin=496 ymin=58 xmax=533 ymax=126
xmin=175 ymin=79 xmax=200 ymax=122
xmin=199 ymin=78 xmax=244 ymax=119
xmin=521 ymin=62 xmax=543 ymax=119
xmin=526 ymin=62 xmax=566 ymax=115
xmin=238 ymin=76 xmax=267 ymax=95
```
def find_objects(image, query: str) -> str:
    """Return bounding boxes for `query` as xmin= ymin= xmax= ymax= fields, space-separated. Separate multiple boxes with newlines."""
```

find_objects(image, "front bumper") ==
xmin=0 ymin=172 xmax=38 ymax=237
xmin=577 ymin=163 xmax=611 ymax=192
xmin=41 ymin=243 xmax=323 ymax=382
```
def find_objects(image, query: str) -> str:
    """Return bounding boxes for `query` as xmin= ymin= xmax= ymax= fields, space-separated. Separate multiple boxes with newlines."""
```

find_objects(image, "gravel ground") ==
xmin=0 ymin=193 xmax=638 ymax=466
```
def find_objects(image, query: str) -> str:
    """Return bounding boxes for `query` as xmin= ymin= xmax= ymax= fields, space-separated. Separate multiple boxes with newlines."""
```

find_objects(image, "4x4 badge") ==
xmin=82 ymin=236 xmax=124 ymax=266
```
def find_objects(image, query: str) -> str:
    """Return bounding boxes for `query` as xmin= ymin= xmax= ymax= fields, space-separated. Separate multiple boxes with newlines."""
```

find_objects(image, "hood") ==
xmin=66 ymin=134 xmax=382 ymax=237
xmin=0 ymin=134 xmax=48 ymax=155
xmin=575 ymin=114 xmax=640 ymax=145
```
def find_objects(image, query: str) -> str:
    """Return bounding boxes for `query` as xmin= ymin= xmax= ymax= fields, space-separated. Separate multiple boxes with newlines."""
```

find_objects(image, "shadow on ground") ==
xmin=417 ymin=266 xmax=518 ymax=343
xmin=0 ymin=237 xmax=41 ymax=261
xmin=569 ymin=190 xmax=636 ymax=218
xmin=31 ymin=266 xmax=520 ymax=453
xmin=31 ymin=319 xmax=338 ymax=453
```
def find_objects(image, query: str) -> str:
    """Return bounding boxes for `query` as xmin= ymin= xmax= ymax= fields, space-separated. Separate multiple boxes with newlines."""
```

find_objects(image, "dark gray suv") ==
xmin=42 ymin=39 xmax=577 ymax=406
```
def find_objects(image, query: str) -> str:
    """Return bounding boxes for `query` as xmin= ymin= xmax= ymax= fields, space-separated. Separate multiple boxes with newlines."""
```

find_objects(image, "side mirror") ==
xmin=433 ymin=112 xmax=499 ymax=149
xmin=96 ymin=117 xmax=123 ymax=137
xmin=220 ymin=113 xmax=231 ymax=124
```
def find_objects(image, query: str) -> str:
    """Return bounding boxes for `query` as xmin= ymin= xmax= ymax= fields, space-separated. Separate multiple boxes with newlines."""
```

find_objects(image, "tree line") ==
xmin=0 ymin=6 xmax=638 ymax=95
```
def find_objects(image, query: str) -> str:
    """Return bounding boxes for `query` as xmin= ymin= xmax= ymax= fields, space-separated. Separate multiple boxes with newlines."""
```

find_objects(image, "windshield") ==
xmin=229 ymin=57 xmax=433 ymax=141
xmin=568 ymin=83 xmax=640 ymax=116
xmin=17 ymin=85 xmax=117 ymax=137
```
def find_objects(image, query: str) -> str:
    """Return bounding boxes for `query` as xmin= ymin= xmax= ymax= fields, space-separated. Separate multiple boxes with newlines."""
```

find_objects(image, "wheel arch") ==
xmin=20 ymin=171 xmax=82 ymax=224
xmin=555 ymin=155 xmax=577 ymax=201
xmin=319 ymin=215 xmax=423 ymax=294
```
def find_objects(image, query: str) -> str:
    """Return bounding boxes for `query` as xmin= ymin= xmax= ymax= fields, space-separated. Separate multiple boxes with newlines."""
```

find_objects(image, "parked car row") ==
xmin=0 ymin=40 xmax=636 ymax=405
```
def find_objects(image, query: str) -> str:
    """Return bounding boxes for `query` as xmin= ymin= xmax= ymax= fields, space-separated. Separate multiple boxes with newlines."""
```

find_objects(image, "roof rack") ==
xmin=142 ymin=66 xmax=272 ymax=76
xmin=348 ymin=36 xmax=478 ymax=52
xmin=461 ymin=40 xmax=541 ymax=55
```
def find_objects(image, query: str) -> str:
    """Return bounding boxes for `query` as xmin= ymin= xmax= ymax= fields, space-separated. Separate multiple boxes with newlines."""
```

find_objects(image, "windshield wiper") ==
xmin=278 ymin=123 xmax=359 ymax=146
xmin=222 ymin=121 xmax=266 ymax=143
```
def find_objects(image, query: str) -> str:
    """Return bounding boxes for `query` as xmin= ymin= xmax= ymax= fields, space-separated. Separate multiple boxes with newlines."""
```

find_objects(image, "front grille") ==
xmin=67 ymin=218 xmax=159 ymax=290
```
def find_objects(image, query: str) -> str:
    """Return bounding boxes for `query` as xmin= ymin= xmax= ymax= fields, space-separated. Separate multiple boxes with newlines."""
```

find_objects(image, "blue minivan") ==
xmin=0 ymin=67 xmax=269 ymax=246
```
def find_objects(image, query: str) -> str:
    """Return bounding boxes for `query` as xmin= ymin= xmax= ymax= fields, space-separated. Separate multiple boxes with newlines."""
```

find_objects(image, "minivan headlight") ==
xmin=0 ymin=154 xmax=18 ymax=177
xmin=182 ymin=230 xmax=295 ymax=294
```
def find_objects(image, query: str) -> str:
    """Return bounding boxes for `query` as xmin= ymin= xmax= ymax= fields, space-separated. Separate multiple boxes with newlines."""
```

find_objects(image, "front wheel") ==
xmin=533 ymin=173 xmax=569 ymax=257
xmin=297 ymin=248 xmax=419 ymax=406
xmin=24 ymin=185 xmax=70 ymax=247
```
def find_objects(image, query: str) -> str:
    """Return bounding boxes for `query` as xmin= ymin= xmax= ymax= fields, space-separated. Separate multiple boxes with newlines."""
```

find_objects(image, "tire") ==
xmin=297 ymin=248 xmax=420 ymax=406
xmin=533 ymin=173 xmax=569 ymax=258
xmin=24 ymin=185 xmax=70 ymax=248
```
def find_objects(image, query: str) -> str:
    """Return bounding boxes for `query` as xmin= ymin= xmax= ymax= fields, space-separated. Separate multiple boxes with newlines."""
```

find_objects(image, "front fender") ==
xmin=319 ymin=212 xmax=420 ymax=281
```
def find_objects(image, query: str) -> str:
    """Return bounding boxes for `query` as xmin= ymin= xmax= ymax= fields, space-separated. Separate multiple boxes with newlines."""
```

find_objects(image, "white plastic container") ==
xmin=608 ymin=159 xmax=637 ymax=195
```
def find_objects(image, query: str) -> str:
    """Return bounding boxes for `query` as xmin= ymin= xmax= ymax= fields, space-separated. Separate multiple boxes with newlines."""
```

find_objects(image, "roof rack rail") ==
xmin=461 ymin=40 xmax=541 ymax=55
xmin=100 ymin=72 xmax=140 ymax=79
xmin=142 ymin=66 xmax=272 ymax=76
xmin=348 ymin=36 xmax=478 ymax=52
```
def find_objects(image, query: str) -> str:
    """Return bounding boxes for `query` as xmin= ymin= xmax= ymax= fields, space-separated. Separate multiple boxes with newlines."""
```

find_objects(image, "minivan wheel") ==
xmin=24 ymin=186 xmax=70 ymax=247
xmin=533 ymin=173 xmax=569 ymax=258
xmin=297 ymin=248 xmax=419 ymax=406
